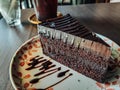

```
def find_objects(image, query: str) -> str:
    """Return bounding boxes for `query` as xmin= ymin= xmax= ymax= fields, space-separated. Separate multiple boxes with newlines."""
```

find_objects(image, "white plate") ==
xmin=9 ymin=34 xmax=120 ymax=90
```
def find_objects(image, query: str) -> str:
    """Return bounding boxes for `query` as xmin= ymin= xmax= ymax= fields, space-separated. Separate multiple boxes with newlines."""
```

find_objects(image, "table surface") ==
xmin=0 ymin=3 xmax=120 ymax=90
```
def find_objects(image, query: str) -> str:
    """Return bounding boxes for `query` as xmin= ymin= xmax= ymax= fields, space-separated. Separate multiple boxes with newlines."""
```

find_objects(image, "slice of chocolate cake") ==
xmin=38 ymin=14 xmax=116 ymax=83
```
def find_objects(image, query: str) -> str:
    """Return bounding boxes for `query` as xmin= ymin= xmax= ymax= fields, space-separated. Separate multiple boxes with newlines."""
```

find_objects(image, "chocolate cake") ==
xmin=38 ymin=14 xmax=116 ymax=83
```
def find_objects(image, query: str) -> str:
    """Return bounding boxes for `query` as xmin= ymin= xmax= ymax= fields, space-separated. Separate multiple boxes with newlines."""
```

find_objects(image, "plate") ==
xmin=28 ymin=12 xmax=63 ymax=24
xmin=9 ymin=34 xmax=120 ymax=90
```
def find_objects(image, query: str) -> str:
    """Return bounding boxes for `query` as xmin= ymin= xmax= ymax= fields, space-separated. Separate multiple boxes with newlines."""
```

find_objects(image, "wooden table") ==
xmin=0 ymin=3 xmax=120 ymax=90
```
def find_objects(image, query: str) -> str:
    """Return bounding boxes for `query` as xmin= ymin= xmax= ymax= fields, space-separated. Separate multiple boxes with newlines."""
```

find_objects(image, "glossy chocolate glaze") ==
xmin=40 ymin=14 xmax=109 ymax=46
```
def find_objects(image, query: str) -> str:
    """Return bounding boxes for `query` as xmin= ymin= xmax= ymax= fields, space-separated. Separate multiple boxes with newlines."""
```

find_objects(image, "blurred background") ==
xmin=0 ymin=0 xmax=120 ymax=19
xmin=18 ymin=0 xmax=120 ymax=9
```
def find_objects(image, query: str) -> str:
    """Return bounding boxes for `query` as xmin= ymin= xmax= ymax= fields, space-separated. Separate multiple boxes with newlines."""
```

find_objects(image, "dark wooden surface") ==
xmin=0 ymin=3 xmax=120 ymax=90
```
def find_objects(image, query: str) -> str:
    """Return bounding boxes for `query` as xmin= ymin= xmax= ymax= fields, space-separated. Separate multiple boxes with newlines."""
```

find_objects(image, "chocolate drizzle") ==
xmin=34 ymin=67 xmax=60 ymax=76
xmin=30 ymin=67 xmax=61 ymax=84
xmin=26 ymin=55 xmax=73 ymax=89
xmin=57 ymin=70 xmax=70 ymax=77
xmin=26 ymin=56 xmax=46 ymax=70
xmin=44 ymin=73 xmax=73 ymax=90
xmin=36 ymin=73 xmax=73 ymax=90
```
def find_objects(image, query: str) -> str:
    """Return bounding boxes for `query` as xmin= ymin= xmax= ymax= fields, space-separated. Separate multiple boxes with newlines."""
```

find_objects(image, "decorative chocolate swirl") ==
xmin=25 ymin=55 xmax=73 ymax=89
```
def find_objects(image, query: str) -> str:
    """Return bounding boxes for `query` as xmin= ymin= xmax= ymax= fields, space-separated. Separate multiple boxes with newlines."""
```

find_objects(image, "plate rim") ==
xmin=9 ymin=34 xmax=120 ymax=89
xmin=9 ymin=35 xmax=39 ymax=90
xmin=96 ymin=33 xmax=120 ymax=48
